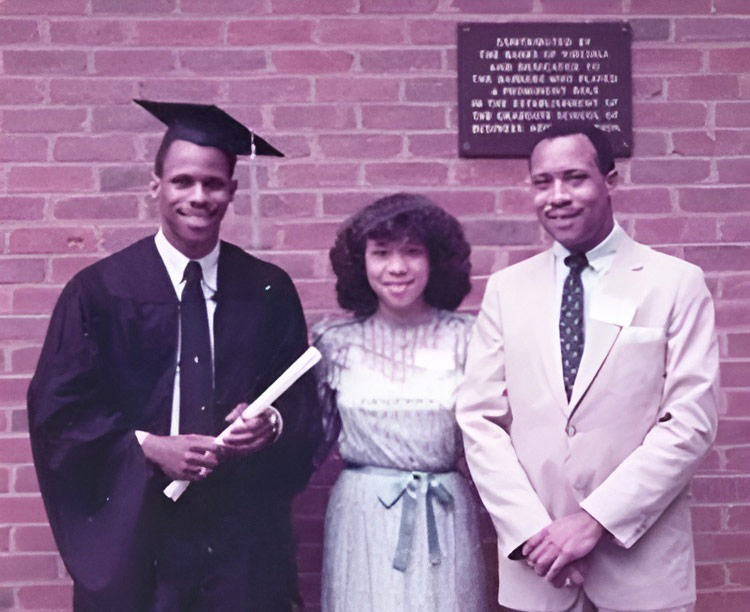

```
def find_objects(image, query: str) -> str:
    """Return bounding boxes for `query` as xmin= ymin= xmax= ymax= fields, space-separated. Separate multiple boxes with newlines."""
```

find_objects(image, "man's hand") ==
xmin=522 ymin=510 xmax=604 ymax=583
xmin=218 ymin=403 xmax=279 ymax=460
xmin=141 ymin=434 xmax=219 ymax=481
xmin=549 ymin=558 xmax=588 ymax=589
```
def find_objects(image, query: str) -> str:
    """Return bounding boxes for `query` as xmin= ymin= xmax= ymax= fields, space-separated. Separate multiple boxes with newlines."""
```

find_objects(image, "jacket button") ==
xmin=567 ymin=425 xmax=577 ymax=437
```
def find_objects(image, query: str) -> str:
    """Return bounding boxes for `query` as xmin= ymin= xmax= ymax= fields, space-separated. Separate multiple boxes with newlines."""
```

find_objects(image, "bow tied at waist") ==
xmin=350 ymin=466 xmax=454 ymax=572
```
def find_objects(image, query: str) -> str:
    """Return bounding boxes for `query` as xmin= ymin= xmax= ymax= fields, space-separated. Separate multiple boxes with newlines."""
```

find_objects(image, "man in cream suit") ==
xmin=457 ymin=123 xmax=719 ymax=612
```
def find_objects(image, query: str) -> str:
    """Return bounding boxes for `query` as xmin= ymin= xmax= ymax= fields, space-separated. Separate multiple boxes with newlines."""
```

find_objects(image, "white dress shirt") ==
xmin=135 ymin=230 xmax=219 ymax=443
xmin=552 ymin=222 xmax=625 ymax=332
xmin=155 ymin=229 xmax=220 ymax=436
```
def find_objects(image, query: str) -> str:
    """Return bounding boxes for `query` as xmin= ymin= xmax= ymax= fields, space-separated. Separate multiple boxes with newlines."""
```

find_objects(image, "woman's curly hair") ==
xmin=329 ymin=192 xmax=472 ymax=317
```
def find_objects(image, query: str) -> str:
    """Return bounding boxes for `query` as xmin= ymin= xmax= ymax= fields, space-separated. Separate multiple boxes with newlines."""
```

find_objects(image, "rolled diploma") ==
xmin=163 ymin=345 xmax=322 ymax=501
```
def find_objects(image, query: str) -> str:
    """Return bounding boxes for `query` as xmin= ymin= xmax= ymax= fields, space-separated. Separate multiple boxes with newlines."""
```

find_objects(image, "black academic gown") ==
xmin=27 ymin=237 xmax=321 ymax=612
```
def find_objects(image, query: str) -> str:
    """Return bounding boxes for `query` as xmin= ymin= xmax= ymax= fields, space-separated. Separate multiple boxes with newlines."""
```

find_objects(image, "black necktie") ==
xmin=560 ymin=253 xmax=588 ymax=401
xmin=179 ymin=261 xmax=214 ymax=434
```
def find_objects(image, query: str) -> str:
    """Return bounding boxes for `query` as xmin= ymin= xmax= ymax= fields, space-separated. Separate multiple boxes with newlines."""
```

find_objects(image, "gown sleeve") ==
xmin=27 ymin=278 xmax=156 ymax=608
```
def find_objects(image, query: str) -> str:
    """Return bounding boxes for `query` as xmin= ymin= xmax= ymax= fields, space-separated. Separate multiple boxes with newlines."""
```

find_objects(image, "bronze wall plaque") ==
xmin=457 ymin=22 xmax=632 ymax=158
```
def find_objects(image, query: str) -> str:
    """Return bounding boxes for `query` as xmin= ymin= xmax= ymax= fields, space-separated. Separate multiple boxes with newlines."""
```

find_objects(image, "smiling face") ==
xmin=365 ymin=238 xmax=431 ymax=322
xmin=150 ymin=139 xmax=238 ymax=259
xmin=529 ymin=133 xmax=617 ymax=254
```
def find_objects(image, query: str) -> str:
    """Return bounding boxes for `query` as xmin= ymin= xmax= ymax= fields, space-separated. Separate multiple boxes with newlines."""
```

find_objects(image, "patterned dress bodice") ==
xmin=313 ymin=310 xmax=474 ymax=472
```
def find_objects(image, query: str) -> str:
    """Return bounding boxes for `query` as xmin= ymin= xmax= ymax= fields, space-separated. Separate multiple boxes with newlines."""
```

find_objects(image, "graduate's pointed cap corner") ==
xmin=134 ymin=99 xmax=283 ymax=157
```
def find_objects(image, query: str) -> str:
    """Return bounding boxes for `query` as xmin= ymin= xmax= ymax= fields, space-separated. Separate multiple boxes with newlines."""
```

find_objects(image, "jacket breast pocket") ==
xmin=604 ymin=325 xmax=667 ymax=402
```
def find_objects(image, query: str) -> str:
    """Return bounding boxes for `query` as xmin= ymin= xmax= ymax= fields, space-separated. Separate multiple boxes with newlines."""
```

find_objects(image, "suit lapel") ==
xmin=567 ymin=314 xmax=625 ymax=410
xmin=568 ymin=236 xmax=643 ymax=411
xmin=532 ymin=251 xmax=569 ymax=414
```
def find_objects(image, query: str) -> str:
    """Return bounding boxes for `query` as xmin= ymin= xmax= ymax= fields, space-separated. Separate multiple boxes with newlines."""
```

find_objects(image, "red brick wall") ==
xmin=1 ymin=1 xmax=748 ymax=610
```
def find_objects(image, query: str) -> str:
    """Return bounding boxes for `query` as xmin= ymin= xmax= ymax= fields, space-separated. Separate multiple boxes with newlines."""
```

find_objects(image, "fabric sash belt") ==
xmin=346 ymin=465 xmax=454 ymax=572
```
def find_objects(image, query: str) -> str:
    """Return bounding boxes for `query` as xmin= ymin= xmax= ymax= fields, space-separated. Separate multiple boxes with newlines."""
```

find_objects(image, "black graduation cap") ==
xmin=134 ymin=99 xmax=283 ymax=157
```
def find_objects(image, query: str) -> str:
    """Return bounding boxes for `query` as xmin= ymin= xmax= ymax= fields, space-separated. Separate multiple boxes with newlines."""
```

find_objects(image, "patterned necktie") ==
xmin=179 ymin=261 xmax=214 ymax=434
xmin=560 ymin=252 xmax=588 ymax=401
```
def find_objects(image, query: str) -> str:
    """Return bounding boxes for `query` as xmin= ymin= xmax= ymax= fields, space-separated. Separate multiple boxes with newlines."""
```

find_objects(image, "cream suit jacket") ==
xmin=457 ymin=233 xmax=719 ymax=611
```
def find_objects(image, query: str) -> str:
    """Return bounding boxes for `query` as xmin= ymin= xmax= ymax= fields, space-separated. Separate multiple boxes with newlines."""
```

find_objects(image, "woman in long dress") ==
xmin=314 ymin=193 xmax=494 ymax=612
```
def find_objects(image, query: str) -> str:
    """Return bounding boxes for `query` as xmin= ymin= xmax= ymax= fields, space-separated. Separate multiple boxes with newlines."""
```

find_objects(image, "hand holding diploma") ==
xmin=217 ymin=404 xmax=281 ymax=459
xmin=141 ymin=433 xmax=219 ymax=481
xmin=164 ymin=346 xmax=322 ymax=501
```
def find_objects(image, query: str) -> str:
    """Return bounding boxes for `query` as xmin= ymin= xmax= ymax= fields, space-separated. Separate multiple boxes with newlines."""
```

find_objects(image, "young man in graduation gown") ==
xmin=27 ymin=100 xmax=321 ymax=612
xmin=457 ymin=123 xmax=719 ymax=612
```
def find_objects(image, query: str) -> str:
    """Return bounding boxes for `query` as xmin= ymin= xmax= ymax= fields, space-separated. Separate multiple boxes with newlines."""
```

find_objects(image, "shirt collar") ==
xmin=154 ymin=229 xmax=220 ymax=295
xmin=552 ymin=222 xmax=624 ymax=273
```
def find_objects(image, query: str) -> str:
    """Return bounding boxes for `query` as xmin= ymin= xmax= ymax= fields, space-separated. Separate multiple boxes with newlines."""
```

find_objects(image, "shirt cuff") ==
xmin=135 ymin=430 xmax=150 ymax=445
